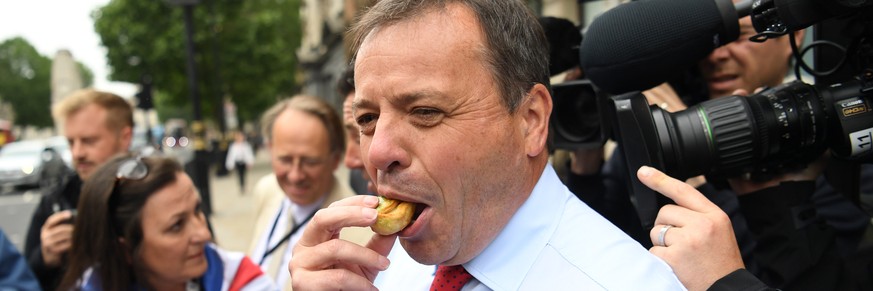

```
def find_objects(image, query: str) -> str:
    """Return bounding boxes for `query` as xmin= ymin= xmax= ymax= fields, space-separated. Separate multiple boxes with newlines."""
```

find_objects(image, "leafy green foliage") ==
xmin=0 ymin=37 xmax=54 ymax=128
xmin=93 ymin=0 xmax=302 ymax=125
xmin=78 ymin=61 xmax=94 ymax=87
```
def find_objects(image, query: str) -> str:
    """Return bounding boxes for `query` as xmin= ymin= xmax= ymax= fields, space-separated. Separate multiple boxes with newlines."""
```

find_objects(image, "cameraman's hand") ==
xmin=290 ymin=195 xmax=394 ymax=290
xmin=643 ymin=83 xmax=686 ymax=113
xmin=568 ymin=84 xmax=687 ymax=176
xmin=725 ymin=88 xmax=827 ymax=195
xmin=641 ymin=83 xmax=708 ymax=188
xmin=41 ymin=210 xmax=74 ymax=267
xmin=638 ymin=166 xmax=744 ymax=291
xmin=728 ymin=153 xmax=827 ymax=195
xmin=570 ymin=147 xmax=604 ymax=175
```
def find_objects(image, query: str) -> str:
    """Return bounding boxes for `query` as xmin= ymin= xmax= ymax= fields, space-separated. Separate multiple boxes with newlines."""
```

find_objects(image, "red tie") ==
xmin=430 ymin=265 xmax=474 ymax=291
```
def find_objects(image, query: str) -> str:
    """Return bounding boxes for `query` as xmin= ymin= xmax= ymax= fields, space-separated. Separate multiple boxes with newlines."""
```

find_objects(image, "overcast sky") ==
xmin=0 ymin=0 xmax=137 ymax=97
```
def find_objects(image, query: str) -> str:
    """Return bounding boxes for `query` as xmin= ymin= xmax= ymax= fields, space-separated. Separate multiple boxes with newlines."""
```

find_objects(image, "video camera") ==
xmin=538 ymin=16 xmax=612 ymax=150
xmin=572 ymin=0 xmax=873 ymax=229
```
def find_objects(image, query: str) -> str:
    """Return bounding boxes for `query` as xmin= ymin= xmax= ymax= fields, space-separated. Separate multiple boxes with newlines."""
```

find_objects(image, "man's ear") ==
xmin=119 ymin=126 xmax=133 ymax=150
xmin=520 ymin=83 xmax=552 ymax=158
xmin=793 ymin=29 xmax=805 ymax=48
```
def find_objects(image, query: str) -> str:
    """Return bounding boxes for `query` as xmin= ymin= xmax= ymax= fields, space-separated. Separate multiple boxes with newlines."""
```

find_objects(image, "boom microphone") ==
xmin=579 ymin=0 xmax=746 ymax=94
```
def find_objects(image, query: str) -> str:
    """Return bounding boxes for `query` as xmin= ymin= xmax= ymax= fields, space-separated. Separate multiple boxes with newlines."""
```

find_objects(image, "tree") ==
xmin=93 ymin=0 xmax=302 ymax=126
xmin=78 ymin=61 xmax=94 ymax=87
xmin=0 ymin=37 xmax=53 ymax=128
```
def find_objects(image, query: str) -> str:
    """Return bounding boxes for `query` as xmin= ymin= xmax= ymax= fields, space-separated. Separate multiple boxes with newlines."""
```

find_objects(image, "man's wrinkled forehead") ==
xmin=351 ymin=95 xmax=375 ymax=119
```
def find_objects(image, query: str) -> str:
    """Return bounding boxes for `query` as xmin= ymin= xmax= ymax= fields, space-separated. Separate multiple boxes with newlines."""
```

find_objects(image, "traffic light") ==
xmin=136 ymin=76 xmax=154 ymax=110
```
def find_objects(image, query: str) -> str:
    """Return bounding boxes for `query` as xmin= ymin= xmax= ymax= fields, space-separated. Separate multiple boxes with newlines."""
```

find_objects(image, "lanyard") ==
xmin=258 ymin=207 xmax=317 ymax=266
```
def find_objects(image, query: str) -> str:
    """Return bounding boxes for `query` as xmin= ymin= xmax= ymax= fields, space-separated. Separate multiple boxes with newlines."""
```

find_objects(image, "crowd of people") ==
xmin=1 ymin=0 xmax=871 ymax=290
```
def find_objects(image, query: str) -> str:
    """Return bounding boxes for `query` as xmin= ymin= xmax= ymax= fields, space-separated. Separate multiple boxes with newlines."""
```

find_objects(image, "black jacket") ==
xmin=737 ymin=181 xmax=869 ymax=291
xmin=564 ymin=147 xmax=872 ymax=290
xmin=24 ymin=173 xmax=81 ymax=291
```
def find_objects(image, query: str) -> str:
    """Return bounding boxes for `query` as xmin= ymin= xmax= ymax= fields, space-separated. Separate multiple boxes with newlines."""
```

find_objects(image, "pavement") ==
xmin=208 ymin=149 xmax=270 ymax=253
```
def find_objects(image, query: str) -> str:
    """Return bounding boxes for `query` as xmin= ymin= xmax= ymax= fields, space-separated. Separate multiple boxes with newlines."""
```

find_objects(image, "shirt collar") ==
xmin=288 ymin=194 xmax=328 ymax=223
xmin=465 ymin=164 xmax=566 ymax=290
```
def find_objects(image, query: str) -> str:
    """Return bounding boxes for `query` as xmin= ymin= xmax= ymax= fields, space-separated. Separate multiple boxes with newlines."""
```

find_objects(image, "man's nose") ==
xmin=70 ymin=141 xmax=85 ymax=159
xmin=706 ymin=45 xmax=731 ymax=63
xmin=366 ymin=118 xmax=409 ymax=173
xmin=286 ymin=163 xmax=305 ymax=182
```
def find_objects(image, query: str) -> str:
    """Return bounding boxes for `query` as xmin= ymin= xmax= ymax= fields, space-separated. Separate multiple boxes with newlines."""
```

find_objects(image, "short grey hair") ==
xmin=349 ymin=0 xmax=550 ymax=113
xmin=260 ymin=95 xmax=345 ymax=155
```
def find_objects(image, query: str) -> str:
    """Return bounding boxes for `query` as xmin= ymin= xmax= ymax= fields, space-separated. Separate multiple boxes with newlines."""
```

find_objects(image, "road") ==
xmin=0 ymin=188 xmax=42 ymax=252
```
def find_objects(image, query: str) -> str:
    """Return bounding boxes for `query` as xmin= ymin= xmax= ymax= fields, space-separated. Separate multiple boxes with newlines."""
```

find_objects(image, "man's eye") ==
xmin=739 ymin=28 xmax=757 ymax=41
xmin=356 ymin=114 xmax=378 ymax=135
xmin=411 ymin=108 xmax=443 ymax=127
xmin=356 ymin=113 xmax=376 ymax=125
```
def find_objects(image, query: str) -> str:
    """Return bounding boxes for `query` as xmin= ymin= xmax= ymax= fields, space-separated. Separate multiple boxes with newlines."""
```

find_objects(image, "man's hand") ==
xmin=725 ymin=88 xmax=827 ymax=195
xmin=638 ymin=166 xmax=745 ymax=291
xmin=40 ymin=210 xmax=74 ymax=267
xmin=728 ymin=152 xmax=827 ymax=195
xmin=570 ymin=147 xmax=604 ymax=175
xmin=642 ymin=83 xmax=686 ymax=113
xmin=290 ymin=195 xmax=395 ymax=290
xmin=641 ymin=83 xmax=708 ymax=188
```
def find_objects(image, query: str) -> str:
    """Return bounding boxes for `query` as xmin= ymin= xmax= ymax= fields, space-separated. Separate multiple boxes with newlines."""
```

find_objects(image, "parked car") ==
xmin=44 ymin=136 xmax=73 ymax=169
xmin=0 ymin=138 xmax=71 ymax=191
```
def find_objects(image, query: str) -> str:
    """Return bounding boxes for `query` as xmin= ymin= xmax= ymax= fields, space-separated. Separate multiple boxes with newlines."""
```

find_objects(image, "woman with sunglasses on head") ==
xmin=58 ymin=154 xmax=277 ymax=291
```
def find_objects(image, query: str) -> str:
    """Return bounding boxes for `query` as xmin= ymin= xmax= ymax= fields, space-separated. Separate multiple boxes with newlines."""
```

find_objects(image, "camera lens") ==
xmin=652 ymin=81 xmax=827 ymax=180
xmin=554 ymin=89 xmax=600 ymax=143
xmin=551 ymin=80 xmax=603 ymax=148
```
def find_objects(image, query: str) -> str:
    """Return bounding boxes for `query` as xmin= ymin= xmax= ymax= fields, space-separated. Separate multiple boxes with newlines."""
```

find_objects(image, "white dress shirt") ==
xmin=375 ymin=165 xmax=686 ymax=291
xmin=249 ymin=195 xmax=327 ymax=288
xmin=374 ymin=238 xmax=436 ymax=290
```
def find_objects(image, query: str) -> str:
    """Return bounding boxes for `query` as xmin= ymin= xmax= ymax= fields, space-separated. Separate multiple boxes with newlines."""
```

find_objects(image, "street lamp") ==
xmin=165 ymin=0 xmax=213 ymax=216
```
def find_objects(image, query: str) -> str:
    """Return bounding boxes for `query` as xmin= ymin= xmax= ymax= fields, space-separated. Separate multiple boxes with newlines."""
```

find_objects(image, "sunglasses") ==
xmin=116 ymin=157 xmax=149 ymax=181
xmin=115 ymin=146 xmax=159 ymax=181
xmin=108 ymin=147 xmax=159 ymax=232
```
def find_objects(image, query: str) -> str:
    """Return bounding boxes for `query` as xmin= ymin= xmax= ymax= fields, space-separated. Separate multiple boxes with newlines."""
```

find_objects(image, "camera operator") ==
xmin=541 ymin=15 xmax=671 ymax=245
xmin=557 ymin=33 xmax=757 ymax=257
xmin=565 ymin=2 xmax=873 ymax=289
xmin=639 ymin=165 xmax=767 ymax=291
xmin=688 ymin=0 xmax=872 ymax=265
xmin=643 ymin=153 xmax=871 ymax=290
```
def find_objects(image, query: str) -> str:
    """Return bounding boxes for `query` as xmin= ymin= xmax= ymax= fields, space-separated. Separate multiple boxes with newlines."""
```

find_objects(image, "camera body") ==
xmin=550 ymin=79 xmax=612 ymax=150
xmin=610 ymin=77 xmax=873 ymax=227
xmin=615 ymin=78 xmax=873 ymax=181
xmin=607 ymin=6 xmax=873 ymax=229
xmin=550 ymin=0 xmax=873 ymax=228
